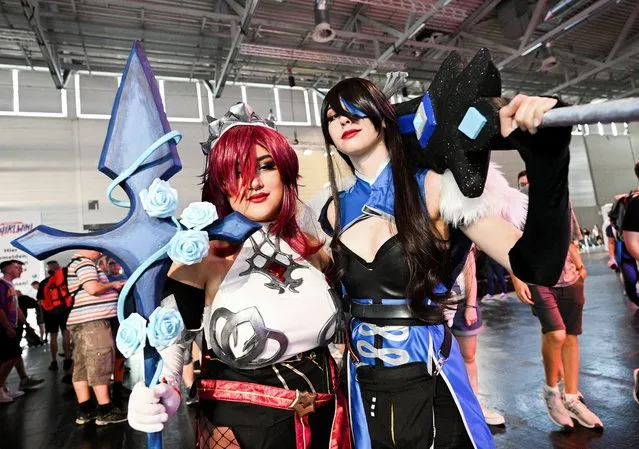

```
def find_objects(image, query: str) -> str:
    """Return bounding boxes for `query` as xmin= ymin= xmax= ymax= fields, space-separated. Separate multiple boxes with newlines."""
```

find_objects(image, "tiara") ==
xmin=200 ymin=102 xmax=277 ymax=155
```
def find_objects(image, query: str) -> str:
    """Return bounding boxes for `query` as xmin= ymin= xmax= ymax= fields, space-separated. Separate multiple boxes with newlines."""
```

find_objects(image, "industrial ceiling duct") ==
xmin=312 ymin=0 xmax=335 ymax=43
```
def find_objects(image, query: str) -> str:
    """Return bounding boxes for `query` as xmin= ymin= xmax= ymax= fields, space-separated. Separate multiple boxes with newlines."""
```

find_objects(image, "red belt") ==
xmin=198 ymin=357 xmax=351 ymax=449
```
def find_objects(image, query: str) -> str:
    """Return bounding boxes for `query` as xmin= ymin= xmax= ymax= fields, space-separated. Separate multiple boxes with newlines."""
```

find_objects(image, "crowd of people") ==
xmin=0 ymin=254 xmax=133 ymax=425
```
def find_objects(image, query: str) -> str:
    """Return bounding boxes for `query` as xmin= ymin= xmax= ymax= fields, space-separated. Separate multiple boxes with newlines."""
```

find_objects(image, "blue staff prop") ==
xmin=11 ymin=42 xmax=260 ymax=449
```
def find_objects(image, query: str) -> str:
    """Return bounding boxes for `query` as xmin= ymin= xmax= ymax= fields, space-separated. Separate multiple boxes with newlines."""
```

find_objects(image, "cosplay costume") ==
xmin=157 ymin=104 xmax=351 ymax=449
xmin=319 ymin=49 xmax=572 ymax=449
xmin=319 ymin=164 xmax=514 ymax=449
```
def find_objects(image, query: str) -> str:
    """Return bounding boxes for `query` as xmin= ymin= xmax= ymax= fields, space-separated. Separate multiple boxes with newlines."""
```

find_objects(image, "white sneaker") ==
xmin=557 ymin=380 xmax=585 ymax=403
xmin=480 ymin=403 xmax=505 ymax=426
xmin=542 ymin=386 xmax=574 ymax=428
xmin=563 ymin=395 xmax=603 ymax=429
xmin=481 ymin=294 xmax=494 ymax=301
xmin=633 ymin=369 xmax=639 ymax=405
xmin=499 ymin=293 xmax=509 ymax=300
xmin=5 ymin=388 xmax=24 ymax=399
xmin=0 ymin=389 xmax=13 ymax=404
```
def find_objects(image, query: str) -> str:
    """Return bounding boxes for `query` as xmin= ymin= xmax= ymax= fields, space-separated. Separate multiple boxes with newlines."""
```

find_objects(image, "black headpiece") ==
xmin=394 ymin=48 xmax=503 ymax=198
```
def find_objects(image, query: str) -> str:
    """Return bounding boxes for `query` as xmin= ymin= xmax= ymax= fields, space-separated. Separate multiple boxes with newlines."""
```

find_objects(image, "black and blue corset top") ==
xmin=337 ymin=235 xmax=408 ymax=300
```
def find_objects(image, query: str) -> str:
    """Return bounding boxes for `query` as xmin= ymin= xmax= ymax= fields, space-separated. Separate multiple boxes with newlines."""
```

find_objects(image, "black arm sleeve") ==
xmin=507 ymin=118 xmax=572 ymax=286
xmin=163 ymin=277 xmax=205 ymax=329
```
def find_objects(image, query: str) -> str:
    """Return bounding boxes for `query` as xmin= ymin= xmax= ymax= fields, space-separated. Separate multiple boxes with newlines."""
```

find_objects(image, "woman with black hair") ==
xmin=318 ymin=77 xmax=571 ymax=448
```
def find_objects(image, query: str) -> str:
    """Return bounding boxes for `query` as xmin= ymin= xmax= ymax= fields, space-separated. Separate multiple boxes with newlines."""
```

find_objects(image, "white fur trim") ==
xmin=439 ymin=163 xmax=528 ymax=228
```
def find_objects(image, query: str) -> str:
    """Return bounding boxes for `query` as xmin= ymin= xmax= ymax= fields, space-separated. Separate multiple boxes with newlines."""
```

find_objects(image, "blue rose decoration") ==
xmin=147 ymin=306 xmax=185 ymax=351
xmin=139 ymin=178 xmax=179 ymax=218
xmin=116 ymin=313 xmax=147 ymax=358
xmin=167 ymin=230 xmax=209 ymax=265
xmin=180 ymin=202 xmax=218 ymax=230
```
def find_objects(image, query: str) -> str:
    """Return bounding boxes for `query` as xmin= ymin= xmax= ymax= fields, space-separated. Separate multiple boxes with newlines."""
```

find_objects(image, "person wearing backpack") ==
xmin=609 ymin=180 xmax=639 ymax=307
xmin=37 ymin=260 xmax=73 ymax=373
xmin=619 ymin=164 xmax=639 ymax=406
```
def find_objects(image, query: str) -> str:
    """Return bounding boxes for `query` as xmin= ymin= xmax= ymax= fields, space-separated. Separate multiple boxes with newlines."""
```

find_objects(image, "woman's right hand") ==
xmin=128 ymin=381 xmax=181 ymax=433
xmin=464 ymin=307 xmax=478 ymax=327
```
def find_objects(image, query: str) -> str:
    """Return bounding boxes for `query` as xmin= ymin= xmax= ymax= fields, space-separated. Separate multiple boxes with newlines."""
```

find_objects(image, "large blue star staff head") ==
xmin=11 ymin=42 xmax=259 ymax=448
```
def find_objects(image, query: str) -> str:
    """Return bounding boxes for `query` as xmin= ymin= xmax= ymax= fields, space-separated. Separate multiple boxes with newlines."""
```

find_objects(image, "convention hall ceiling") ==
xmin=1 ymin=0 xmax=638 ymax=103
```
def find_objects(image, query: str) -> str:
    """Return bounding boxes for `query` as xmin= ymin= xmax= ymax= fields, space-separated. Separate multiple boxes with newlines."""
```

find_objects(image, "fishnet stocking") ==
xmin=196 ymin=414 xmax=241 ymax=449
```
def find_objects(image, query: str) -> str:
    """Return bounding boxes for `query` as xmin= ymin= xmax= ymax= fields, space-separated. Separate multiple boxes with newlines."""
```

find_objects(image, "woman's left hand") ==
xmin=464 ymin=306 xmax=478 ymax=327
xmin=499 ymin=94 xmax=558 ymax=137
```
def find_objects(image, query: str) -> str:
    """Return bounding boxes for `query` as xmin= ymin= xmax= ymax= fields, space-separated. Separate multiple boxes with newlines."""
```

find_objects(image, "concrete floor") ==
xmin=1 ymin=251 xmax=638 ymax=449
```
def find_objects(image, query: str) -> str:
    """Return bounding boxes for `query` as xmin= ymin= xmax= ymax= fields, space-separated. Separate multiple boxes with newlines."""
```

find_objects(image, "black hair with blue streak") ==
xmin=320 ymin=78 xmax=452 ymax=323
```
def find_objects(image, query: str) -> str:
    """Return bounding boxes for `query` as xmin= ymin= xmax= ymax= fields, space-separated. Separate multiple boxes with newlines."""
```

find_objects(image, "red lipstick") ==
xmin=341 ymin=129 xmax=361 ymax=140
xmin=248 ymin=192 xmax=269 ymax=203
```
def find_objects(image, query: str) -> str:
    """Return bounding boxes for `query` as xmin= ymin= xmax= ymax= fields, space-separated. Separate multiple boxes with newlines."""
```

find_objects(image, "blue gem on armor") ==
xmin=413 ymin=93 xmax=437 ymax=148
xmin=458 ymin=107 xmax=487 ymax=140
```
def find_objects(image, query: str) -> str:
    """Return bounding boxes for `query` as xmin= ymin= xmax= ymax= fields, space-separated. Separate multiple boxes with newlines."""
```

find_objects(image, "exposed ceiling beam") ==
xmin=19 ymin=0 xmax=69 ymax=88
xmin=518 ymin=0 xmax=548 ymax=51
xmin=214 ymin=0 xmax=258 ymax=97
xmin=455 ymin=0 xmax=502 ymax=32
xmin=497 ymin=0 xmax=617 ymax=69
xmin=461 ymin=31 xmax=627 ymax=73
xmin=336 ymin=29 xmax=475 ymax=54
xmin=424 ymin=0 xmax=502 ymax=60
xmin=552 ymin=49 xmax=607 ymax=69
xmin=69 ymin=0 xmax=92 ymax=72
xmin=356 ymin=14 xmax=403 ymax=39
xmin=222 ymin=0 xmax=244 ymax=17
xmin=615 ymin=87 xmax=639 ymax=99
xmin=333 ymin=3 xmax=363 ymax=50
xmin=605 ymin=0 xmax=639 ymax=63
xmin=459 ymin=32 xmax=517 ymax=56
xmin=542 ymin=43 xmax=639 ymax=95
xmin=359 ymin=0 xmax=450 ymax=77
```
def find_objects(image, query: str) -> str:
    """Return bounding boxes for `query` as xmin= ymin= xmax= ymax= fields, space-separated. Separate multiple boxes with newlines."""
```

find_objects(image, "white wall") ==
xmin=0 ymin=65 xmax=634 ymax=234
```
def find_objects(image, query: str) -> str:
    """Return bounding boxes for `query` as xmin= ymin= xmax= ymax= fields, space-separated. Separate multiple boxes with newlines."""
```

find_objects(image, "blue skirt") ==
xmin=347 ymin=319 xmax=495 ymax=449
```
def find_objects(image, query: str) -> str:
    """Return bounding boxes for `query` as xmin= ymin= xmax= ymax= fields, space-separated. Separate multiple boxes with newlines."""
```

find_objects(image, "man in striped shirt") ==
xmin=66 ymin=250 xmax=127 ymax=426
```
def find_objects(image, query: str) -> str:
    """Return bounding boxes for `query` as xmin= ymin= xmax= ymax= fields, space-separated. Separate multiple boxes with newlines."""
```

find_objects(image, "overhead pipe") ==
xmin=213 ymin=0 xmax=259 ymax=98
xmin=312 ymin=0 xmax=335 ymax=43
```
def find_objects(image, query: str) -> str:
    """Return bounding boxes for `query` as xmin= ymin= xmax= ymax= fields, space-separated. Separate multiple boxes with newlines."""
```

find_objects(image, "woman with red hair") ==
xmin=127 ymin=104 xmax=350 ymax=449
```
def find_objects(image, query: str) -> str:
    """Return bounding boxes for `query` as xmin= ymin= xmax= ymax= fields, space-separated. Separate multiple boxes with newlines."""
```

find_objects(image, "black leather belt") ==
xmin=351 ymin=302 xmax=419 ymax=320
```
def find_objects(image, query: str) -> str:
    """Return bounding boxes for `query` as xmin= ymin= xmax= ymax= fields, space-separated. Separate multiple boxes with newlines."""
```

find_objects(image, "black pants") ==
xmin=433 ymin=374 xmax=474 ymax=448
xmin=357 ymin=362 xmax=473 ymax=449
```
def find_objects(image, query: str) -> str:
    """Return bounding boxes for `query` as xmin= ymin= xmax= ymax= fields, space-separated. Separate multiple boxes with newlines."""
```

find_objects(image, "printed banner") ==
xmin=0 ymin=211 xmax=45 ymax=294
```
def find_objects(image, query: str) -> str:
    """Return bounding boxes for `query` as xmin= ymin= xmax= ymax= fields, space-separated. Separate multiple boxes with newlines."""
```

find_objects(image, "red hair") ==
xmin=202 ymin=125 xmax=321 ymax=259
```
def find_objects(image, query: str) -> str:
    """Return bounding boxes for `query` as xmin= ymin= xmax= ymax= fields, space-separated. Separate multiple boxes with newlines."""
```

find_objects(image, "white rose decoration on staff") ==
xmin=114 ymin=178 xmax=215 ymax=388
xmin=116 ymin=313 xmax=148 ymax=358
xmin=167 ymin=230 xmax=210 ymax=265
xmin=139 ymin=178 xmax=179 ymax=218
xmin=115 ymin=307 xmax=185 ymax=364
xmin=180 ymin=202 xmax=218 ymax=230
xmin=147 ymin=306 xmax=185 ymax=351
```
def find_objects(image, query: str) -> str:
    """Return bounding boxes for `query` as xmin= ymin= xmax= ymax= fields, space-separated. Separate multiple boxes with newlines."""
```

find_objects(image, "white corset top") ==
xmin=204 ymin=228 xmax=338 ymax=370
